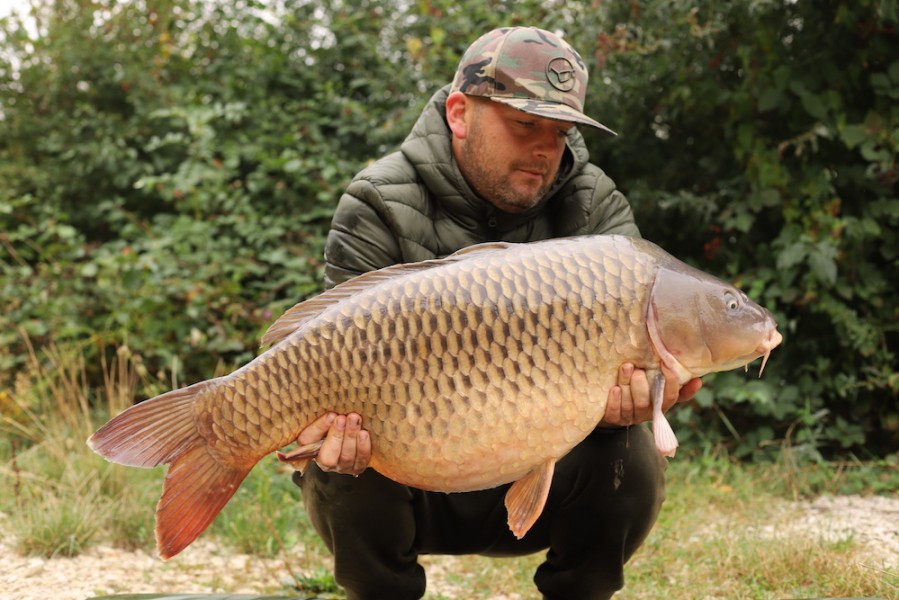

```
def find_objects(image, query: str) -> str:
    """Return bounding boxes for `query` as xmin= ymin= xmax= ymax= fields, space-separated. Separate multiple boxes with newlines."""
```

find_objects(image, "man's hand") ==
xmin=297 ymin=412 xmax=371 ymax=476
xmin=601 ymin=363 xmax=702 ymax=427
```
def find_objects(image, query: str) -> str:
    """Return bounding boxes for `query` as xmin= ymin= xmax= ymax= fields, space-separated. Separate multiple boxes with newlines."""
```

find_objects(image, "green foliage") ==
xmin=0 ymin=0 xmax=372 ymax=386
xmin=1 ymin=0 xmax=896 ymax=459
xmin=585 ymin=0 xmax=899 ymax=458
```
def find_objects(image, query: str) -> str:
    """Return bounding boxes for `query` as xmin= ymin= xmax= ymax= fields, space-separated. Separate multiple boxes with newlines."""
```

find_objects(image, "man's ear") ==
xmin=445 ymin=91 xmax=470 ymax=139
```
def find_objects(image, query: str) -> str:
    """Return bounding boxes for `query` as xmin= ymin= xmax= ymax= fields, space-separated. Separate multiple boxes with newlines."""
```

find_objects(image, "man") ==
xmin=292 ymin=26 xmax=700 ymax=599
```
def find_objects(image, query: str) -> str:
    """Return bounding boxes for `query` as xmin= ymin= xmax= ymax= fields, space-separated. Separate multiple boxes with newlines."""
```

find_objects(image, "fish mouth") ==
xmin=755 ymin=327 xmax=783 ymax=376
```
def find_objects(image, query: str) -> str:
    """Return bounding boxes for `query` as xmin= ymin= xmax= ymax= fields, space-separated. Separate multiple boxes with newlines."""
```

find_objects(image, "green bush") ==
xmin=583 ymin=0 xmax=898 ymax=458
xmin=0 ymin=0 xmax=576 ymax=385
xmin=1 ymin=0 xmax=374 ymax=384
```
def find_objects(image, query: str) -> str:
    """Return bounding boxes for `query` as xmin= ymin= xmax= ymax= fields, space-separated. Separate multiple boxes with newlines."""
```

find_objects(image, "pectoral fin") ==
xmin=504 ymin=459 xmax=555 ymax=539
xmin=650 ymin=371 xmax=678 ymax=457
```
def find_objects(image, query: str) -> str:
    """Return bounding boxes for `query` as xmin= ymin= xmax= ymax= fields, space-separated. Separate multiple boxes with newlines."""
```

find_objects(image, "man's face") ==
xmin=455 ymin=97 xmax=574 ymax=214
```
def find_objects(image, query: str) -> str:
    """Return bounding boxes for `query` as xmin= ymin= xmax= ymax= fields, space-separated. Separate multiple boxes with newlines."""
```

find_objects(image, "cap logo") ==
xmin=546 ymin=57 xmax=576 ymax=92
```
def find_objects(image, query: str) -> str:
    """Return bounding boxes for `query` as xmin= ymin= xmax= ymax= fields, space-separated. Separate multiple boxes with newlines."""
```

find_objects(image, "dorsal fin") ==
xmin=260 ymin=241 xmax=516 ymax=347
xmin=447 ymin=240 xmax=514 ymax=258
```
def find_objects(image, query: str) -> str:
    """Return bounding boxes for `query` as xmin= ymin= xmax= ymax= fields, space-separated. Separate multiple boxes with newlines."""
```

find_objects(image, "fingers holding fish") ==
xmin=602 ymin=386 xmax=627 ymax=426
xmin=314 ymin=412 xmax=371 ymax=476
xmin=345 ymin=414 xmax=372 ymax=476
xmin=601 ymin=363 xmax=651 ymax=426
xmin=600 ymin=364 xmax=625 ymax=426
xmin=616 ymin=363 xmax=634 ymax=425
xmin=678 ymin=377 xmax=703 ymax=403
xmin=625 ymin=365 xmax=652 ymax=421
xmin=279 ymin=411 xmax=370 ymax=476
xmin=297 ymin=412 xmax=337 ymax=446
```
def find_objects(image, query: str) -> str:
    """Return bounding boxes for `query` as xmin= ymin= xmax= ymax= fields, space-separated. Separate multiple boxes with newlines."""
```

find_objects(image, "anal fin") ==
xmin=276 ymin=440 xmax=324 ymax=475
xmin=504 ymin=459 xmax=555 ymax=539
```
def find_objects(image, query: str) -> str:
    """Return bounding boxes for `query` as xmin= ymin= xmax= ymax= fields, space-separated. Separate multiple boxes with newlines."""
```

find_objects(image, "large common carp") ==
xmin=88 ymin=234 xmax=782 ymax=559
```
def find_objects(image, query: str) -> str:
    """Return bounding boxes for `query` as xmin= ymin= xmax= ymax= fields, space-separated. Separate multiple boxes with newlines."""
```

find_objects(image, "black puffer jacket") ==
xmin=323 ymin=85 xmax=639 ymax=288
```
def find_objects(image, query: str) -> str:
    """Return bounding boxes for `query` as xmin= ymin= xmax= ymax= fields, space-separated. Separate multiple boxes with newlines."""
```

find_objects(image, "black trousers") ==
xmin=295 ymin=425 xmax=666 ymax=600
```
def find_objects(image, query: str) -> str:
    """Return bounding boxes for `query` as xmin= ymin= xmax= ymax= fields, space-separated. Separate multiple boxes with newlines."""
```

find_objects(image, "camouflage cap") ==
xmin=450 ymin=27 xmax=616 ymax=136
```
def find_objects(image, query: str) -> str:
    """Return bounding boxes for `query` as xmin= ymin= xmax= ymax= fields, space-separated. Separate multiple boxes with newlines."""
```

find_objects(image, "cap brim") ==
xmin=491 ymin=97 xmax=618 ymax=136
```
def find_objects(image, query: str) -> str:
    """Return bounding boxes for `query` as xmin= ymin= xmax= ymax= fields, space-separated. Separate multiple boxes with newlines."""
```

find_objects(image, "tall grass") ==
xmin=0 ymin=334 xmax=158 ymax=556
xmin=1 ymin=336 xmax=896 ymax=598
xmin=0 ymin=332 xmax=333 ymax=564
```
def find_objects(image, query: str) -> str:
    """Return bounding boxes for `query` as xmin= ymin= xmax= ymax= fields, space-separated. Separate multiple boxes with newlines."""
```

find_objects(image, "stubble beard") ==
xmin=459 ymin=130 xmax=552 ymax=214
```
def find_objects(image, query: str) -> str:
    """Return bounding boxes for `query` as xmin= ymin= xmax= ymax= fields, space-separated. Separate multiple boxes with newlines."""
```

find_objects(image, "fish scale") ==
xmin=88 ymin=234 xmax=782 ymax=559
xmin=192 ymin=237 xmax=647 ymax=493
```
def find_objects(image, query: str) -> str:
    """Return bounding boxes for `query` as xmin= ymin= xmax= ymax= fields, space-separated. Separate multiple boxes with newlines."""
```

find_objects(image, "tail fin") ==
xmin=87 ymin=380 xmax=254 ymax=559
xmin=154 ymin=443 xmax=252 ymax=559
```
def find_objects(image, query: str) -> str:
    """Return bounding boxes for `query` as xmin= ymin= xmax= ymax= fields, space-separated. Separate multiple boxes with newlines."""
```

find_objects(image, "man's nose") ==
xmin=533 ymin=127 xmax=561 ymax=159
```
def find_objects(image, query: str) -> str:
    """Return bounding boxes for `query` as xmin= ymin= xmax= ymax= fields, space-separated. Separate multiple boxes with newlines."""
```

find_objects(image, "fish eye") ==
xmin=724 ymin=291 xmax=740 ymax=311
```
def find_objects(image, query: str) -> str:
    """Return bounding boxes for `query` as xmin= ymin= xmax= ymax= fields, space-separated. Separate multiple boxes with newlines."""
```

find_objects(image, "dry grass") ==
xmin=1 ymin=335 xmax=156 ymax=557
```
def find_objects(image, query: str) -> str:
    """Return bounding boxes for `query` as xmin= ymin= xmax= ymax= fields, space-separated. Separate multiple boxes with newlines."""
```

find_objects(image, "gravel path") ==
xmin=751 ymin=494 xmax=899 ymax=564
xmin=1 ymin=494 xmax=897 ymax=600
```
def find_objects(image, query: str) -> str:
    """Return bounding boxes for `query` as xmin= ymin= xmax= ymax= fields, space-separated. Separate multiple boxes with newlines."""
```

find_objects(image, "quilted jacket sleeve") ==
xmin=587 ymin=182 xmax=640 ymax=238
xmin=553 ymin=162 xmax=641 ymax=239
xmin=322 ymin=178 xmax=403 ymax=289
